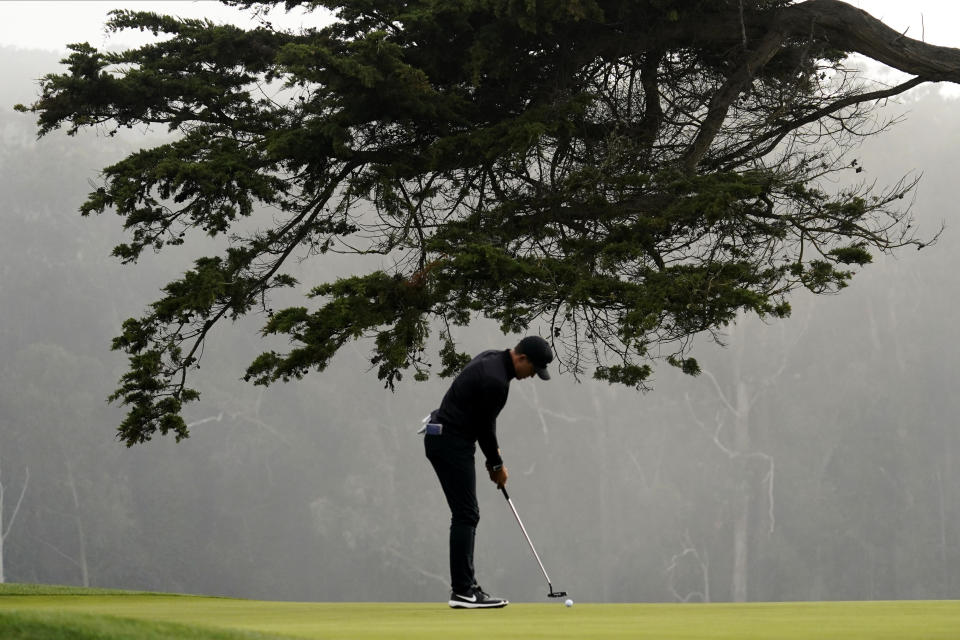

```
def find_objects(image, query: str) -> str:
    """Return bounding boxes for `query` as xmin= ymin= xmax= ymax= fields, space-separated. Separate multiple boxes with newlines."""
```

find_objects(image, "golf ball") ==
xmin=564 ymin=599 xmax=573 ymax=607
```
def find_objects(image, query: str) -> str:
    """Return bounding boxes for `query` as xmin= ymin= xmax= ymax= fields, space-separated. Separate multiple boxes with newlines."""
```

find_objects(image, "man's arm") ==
xmin=477 ymin=426 xmax=503 ymax=469
xmin=477 ymin=379 xmax=508 ymax=486
xmin=479 ymin=431 xmax=508 ymax=487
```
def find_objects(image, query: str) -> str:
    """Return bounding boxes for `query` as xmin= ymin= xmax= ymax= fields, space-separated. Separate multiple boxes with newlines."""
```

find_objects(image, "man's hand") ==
xmin=488 ymin=465 xmax=508 ymax=488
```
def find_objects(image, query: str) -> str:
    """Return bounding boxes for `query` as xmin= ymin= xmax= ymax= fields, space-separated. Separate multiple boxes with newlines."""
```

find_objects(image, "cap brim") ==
xmin=536 ymin=367 xmax=550 ymax=380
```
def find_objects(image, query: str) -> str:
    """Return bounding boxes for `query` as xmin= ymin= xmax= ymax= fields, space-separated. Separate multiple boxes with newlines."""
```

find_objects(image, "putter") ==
xmin=499 ymin=485 xmax=567 ymax=598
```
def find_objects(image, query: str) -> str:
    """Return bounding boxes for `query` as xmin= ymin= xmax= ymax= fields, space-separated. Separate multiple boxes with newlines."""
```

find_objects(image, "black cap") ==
xmin=516 ymin=336 xmax=553 ymax=380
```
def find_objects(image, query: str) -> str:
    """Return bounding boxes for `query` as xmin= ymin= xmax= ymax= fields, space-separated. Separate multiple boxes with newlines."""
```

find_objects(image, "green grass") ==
xmin=2 ymin=584 xmax=960 ymax=639
xmin=0 ymin=583 xmax=190 ymax=597
xmin=0 ymin=610 xmax=283 ymax=640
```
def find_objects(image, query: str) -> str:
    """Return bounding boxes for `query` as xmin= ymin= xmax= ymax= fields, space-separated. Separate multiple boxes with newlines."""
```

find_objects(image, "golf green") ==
xmin=2 ymin=585 xmax=959 ymax=639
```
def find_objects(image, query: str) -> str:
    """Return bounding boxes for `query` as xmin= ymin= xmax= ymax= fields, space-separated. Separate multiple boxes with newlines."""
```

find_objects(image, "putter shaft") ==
xmin=500 ymin=486 xmax=564 ymax=597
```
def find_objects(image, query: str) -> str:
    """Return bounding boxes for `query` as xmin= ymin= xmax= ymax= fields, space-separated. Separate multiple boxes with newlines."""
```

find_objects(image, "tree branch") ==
xmin=684 ymin=30 xmax=785 ymax=172
xmin=711 ymin=76 xmax=926 ymax=170
xmin=781 ymin=0 xmax=960 ymax=83
xmin=3 ymin=466 xmax=29 ymax=540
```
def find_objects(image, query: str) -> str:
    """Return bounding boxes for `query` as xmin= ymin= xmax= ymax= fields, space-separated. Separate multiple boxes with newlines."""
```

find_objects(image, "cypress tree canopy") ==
xmin=17 ymin=0 xmax=960 ymax=445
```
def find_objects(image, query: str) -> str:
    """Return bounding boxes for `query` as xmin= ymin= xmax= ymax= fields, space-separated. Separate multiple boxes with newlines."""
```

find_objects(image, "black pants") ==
xmin=425 ymin=430 xmax=479 ymax=594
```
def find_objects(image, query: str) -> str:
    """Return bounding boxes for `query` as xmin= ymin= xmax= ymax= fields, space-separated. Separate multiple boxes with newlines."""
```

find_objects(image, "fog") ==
xmin=2 ymin=45 xmax=959 ymax=603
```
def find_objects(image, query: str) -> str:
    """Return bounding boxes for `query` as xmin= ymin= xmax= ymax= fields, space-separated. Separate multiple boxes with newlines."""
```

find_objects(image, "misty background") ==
xmin=2 ymin=44 xmax=959 ymax=603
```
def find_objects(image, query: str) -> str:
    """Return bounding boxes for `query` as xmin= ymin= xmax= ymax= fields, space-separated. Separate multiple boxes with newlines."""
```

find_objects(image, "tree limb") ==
xmin=3 ymin=466 xmax=29 ymax=540
xmin=780 ymin=0 xmax=960 ymax=83
xmin=711 ymin=76 xmax=926 ymax=170
xmin=684 ymin=30 xmax=785 ymax=172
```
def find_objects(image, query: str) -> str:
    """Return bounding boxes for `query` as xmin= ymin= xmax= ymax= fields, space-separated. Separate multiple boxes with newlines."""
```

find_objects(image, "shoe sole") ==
xmin=448 ymin=600 xmax=509 ymax=609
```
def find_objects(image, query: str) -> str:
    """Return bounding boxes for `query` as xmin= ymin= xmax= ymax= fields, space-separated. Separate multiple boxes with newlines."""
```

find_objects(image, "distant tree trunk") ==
xmin=591 ymin=388 xmax=612 ymax=602
xmin=0 ymin=457 xmax=30 ymax=584
xmin=64 ymin=461 xmax=89 ymax=587
xmin=935 ymin=466 xmax=949 ymax=593
xmin=693 ymin=306 xmax=806 ymax=602
xmin=812 ymin=443 xmax=838 ymax=600
xmin=731 ymin=381 xmax=751 ymax=603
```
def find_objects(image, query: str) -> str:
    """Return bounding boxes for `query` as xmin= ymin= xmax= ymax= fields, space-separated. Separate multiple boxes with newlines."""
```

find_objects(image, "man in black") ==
xmin=423 ymin=335 xmax=554 ymax=608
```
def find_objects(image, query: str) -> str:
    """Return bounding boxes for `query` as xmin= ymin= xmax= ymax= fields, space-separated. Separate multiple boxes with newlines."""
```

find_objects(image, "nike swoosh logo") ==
xmin=458 ymin=594 xmax=478 ymax=602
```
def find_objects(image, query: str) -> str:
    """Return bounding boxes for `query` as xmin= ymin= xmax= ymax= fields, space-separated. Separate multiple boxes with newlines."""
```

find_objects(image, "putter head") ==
xmin=548 ymin=591 xmax=567 ymax=598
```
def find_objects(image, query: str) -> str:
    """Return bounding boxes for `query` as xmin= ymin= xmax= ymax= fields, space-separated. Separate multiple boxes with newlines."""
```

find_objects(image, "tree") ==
xmin=15 ymin=0 xmax=960 ymax=445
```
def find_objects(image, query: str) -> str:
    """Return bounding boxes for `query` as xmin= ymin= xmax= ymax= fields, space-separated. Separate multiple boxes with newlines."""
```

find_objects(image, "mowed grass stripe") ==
xmin=0 ymin=609 xmax=288 ymax=640
xmin=2 ymin=587 xmax=959 ymax=639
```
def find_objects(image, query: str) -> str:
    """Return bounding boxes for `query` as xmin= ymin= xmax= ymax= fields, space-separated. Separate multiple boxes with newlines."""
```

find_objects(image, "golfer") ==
xmin=423 ymin=335 xmax=554 ymax=608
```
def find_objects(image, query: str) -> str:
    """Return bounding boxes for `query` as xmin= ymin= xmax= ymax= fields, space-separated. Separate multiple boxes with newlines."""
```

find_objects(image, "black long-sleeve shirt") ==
xmin=433 ymin=349 xmax=516 ymax=467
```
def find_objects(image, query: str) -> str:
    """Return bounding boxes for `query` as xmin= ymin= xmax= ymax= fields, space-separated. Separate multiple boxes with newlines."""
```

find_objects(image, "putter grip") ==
xmin=500 ymin=486 xmax=510 ymax=500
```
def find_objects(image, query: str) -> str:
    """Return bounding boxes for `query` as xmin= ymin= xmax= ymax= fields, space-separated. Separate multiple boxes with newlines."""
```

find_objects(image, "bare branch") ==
xmin=711 ymin=76 xmax=926 ymax=170
xmin=3 ymin=466 xmax=29 ymax=540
